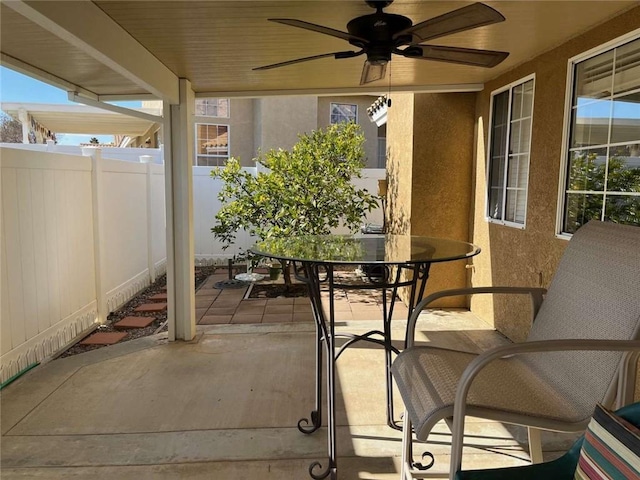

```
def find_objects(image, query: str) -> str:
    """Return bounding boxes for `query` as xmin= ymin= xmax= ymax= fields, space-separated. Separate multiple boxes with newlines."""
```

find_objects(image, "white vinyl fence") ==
xmin=0 ymin=147 xmax=165 ymax=383
xmin=1 ymin=144 xmax=384 ymax=383
xmin=3 ymin=141 xmax=163 ymax=164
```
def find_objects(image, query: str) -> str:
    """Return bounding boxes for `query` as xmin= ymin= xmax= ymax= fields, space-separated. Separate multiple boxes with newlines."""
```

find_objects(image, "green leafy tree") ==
xmin=566 ymin=151 xmax=640 ymax=232
xmin=211 ymin=122 xmax=379 ymax=283
xmin=0 ymin=112 xmax=23 ymax=143
xmin=89 ymin=137 xmax=100 ymax=145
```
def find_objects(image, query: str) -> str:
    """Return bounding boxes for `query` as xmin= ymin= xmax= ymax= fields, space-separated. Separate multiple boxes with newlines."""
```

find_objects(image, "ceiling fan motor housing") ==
xmin=347 ymin=12 xmax=412 ymax=64
xmin=365 ymin=0 xmax=394 ymax=9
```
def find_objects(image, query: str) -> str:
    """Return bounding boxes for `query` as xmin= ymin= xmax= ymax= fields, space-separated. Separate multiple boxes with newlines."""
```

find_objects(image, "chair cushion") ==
xmin=574 ymin=404 xmax=640 ymax=479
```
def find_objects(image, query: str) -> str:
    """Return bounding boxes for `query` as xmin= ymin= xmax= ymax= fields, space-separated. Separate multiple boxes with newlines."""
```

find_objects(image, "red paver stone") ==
xmin=134 ymin=302 xmax=167 ymax=312
xmin=114 ymin=316 xmax=156 ymax=329
xmin=149 ymin=293 xmax=168 ymax=301
xmin=79 ymin=332 xmax=127 ymax=345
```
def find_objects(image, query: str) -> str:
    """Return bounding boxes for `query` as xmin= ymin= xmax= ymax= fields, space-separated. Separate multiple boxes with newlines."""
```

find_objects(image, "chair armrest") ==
xmin=406 ymin=287 xmax=547 ymax=347
xmin=449 ymin=339 xmax=640 ymax=474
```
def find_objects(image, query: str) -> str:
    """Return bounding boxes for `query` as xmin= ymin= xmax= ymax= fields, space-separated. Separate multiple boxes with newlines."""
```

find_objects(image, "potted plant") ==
xmin=269 ymin=263 xmax=282 ymax=280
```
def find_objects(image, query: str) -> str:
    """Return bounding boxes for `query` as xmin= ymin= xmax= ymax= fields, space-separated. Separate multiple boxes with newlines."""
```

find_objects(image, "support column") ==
xmin=163 ymin=78 xmax=196 ymax=341
xmin=18 ymin=108 xmax=29 ymax=144
xmin=386 ymin=92 xmax=476 ymax=307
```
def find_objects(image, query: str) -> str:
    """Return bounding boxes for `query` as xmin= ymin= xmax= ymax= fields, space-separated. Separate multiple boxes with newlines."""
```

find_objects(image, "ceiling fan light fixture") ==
xmin=361 ymin=61 xmax=387 ymax=84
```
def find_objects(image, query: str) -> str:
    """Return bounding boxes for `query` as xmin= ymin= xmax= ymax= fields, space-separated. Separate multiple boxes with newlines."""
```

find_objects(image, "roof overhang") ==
xmin=1 ymin=102 xmax=162 ymax=137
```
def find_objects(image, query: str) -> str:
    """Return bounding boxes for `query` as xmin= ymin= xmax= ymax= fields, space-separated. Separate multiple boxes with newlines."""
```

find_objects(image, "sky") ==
xmin=0 ymin=66 xmax=141 ymax=145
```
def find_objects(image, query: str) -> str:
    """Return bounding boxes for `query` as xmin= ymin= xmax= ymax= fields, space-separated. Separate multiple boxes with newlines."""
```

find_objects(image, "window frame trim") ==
xmin=194 ymin=122 xmax=231 ymax=167
xmin=485 ymin=72 xmax=536 ymax=229
xmin=329 ymin=102 xmax=358 ymax=124
xmin=555 ymin=27 xmax=640 ymax=239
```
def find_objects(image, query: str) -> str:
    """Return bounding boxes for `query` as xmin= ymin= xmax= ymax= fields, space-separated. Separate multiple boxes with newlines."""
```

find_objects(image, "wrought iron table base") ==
xmin=294 ymin=261 xmax=431 ymax=479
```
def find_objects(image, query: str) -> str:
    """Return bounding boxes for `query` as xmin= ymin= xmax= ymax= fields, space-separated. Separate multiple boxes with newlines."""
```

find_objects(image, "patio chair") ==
xmin=391 ymin=220 xmax=640 ymax=480
xmin=455 ymin=401 xmax=640 ymax=480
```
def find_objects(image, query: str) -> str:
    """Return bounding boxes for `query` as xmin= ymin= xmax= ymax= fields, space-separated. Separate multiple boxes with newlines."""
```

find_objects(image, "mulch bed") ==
xmin=58 ymin=266 xmax=217 ymax=358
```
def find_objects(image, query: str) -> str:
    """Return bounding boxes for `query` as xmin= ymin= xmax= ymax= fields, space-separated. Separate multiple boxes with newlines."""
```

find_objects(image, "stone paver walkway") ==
xmin=195 ymin=273 xmax=410 ymax=325
xmin=79 ymin=331 xmax=128 ymax=345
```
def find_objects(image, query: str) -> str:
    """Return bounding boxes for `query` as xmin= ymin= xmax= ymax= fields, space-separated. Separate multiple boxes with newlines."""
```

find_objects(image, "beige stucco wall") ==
xmin=411 ymin=93 xmax=476 ymax=306
xmin=187 ymin=95 xmax=382 ymax=167
xmin=228 ymin=98 xmax=255 ymax=166
xmin=470 ymin=6 xmax=640 ymax=341
xmin=255 ymin=96 xmax=318 ymax=154
xmin=317 ymin=95 xmax=381 ymax=168
xmin=386 ymin=93 xmax=414 ymax=236
xmin=386 ymin=92 xmax=476 ymax=307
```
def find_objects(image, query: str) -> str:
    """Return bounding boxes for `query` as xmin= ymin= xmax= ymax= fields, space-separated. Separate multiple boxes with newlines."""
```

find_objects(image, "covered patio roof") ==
xmin=1 ymin=1 xmax=636 ymax=101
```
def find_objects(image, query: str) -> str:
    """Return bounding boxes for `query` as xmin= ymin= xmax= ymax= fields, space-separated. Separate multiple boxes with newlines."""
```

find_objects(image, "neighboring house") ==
xmin=145 ymin=96 xmax=386 ymax=169
xmin=2 ymin=99 xmax=385 ymax=165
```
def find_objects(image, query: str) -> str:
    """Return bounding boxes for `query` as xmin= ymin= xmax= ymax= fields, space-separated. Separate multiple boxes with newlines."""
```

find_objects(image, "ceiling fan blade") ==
xmin=253 ymin=51 xmax=360 ymax=71
xmin=360 ymin=61 xmax=387 ymax=85
xmin=404 ymin=45 xmax=508 ymax=68
xmin=395 ymin=3 xmax=505 ymax=44
xmin=269 ymin=18 xmax=369 ymax=44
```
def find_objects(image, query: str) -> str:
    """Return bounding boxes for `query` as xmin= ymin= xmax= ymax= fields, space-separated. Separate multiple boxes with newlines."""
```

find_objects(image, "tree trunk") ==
xmin=282 ymin=260 xmax=292 ymax=286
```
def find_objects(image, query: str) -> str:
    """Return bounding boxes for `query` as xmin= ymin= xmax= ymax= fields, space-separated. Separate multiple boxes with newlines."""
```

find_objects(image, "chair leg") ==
xmin=402 ymin=408 xmax=451 ymax=479
xmin=527 ymin=427 xmax=544 ymax=464
xmin=401 ymin=408 xmax=414 ymax=480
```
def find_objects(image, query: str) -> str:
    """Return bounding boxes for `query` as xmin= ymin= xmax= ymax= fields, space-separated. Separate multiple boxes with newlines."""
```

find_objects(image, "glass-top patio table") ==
xmin=251 ymin=234 xmax=480 ymax=480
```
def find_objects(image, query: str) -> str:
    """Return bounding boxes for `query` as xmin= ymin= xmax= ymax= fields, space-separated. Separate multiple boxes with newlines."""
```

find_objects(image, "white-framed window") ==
xmin=195 ymin=123 xmax=229 ymax=166
xmin=330 ymin=103 xmax=357 ymax=124
xmin=195 ymin=98 xmax=229 ymax=118
xmin=559 ymin=34 xmax=640 ymax=235
xmin=486 ymin=75 xmax=535 ymax=227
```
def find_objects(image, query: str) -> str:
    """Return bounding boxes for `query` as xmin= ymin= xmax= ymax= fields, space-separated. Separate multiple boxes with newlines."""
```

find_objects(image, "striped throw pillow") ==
xmin=575 ymin=404 xmax=640 ymax=479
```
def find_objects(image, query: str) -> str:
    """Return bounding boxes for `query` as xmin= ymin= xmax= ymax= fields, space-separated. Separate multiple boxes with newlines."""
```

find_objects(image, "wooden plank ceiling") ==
xmin=1 ymin=1 xmax=636 ymax=98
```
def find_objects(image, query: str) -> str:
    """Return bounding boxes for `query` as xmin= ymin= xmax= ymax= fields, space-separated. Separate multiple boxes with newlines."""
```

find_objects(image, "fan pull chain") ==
xmin=387 ymin=62 xmax=392 ymax=107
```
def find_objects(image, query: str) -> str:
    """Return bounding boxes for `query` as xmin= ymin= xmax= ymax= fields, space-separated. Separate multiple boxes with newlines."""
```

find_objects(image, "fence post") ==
xmin=140 ymin=155 xmax=155 ymax=283
xmin=83 ymin=147 xmax=107 ymax=325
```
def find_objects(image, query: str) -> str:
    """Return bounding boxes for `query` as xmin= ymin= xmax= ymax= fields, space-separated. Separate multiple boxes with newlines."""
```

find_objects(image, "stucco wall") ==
xmin=256 ymin=96 xmax=318 ymax=153
xmin=228 ymin=98 xmax=255 ymax=166
xmin=411 ymin=93 xmax=476 ymax=306
xmin=386 ymin=93 xmax=476 ymax=307
xmin=198 ymin=95 xmax=382 ymax=167
xmin=317 ymin=95 xmax=381 ymax=168
xmin=470 ymin=6 xmax=640 ymax=341
xmin=386 ymin=93 xmax=414 ymax=236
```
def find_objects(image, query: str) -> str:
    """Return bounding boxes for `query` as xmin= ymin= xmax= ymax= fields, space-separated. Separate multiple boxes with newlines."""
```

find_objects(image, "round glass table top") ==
xmin=250 ymin=234 xmax=480 ymax=265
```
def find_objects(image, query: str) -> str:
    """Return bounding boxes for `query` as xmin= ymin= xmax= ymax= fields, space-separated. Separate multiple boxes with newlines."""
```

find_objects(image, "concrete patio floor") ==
xmin=0 ymin=284 xmax=577 ymax=479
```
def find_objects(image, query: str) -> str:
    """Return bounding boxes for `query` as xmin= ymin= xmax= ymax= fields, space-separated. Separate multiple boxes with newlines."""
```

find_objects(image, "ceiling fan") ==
xmin=254 ymin=1 xmax=509 ymax=85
